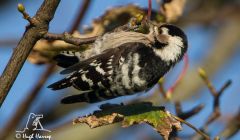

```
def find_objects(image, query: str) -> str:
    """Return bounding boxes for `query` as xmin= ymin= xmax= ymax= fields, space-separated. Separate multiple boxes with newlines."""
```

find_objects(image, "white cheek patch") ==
xmin=154 ymin=36 xmax=183 ymax=62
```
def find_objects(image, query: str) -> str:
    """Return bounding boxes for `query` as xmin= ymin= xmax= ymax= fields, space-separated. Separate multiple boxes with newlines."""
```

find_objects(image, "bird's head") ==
xmin=149 ymin=24 xmax=188 ymax=65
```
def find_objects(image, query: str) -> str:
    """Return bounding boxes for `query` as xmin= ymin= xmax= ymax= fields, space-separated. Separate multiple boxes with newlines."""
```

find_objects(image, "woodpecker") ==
xmin=48 ymin=23 xmax=188 ymax=104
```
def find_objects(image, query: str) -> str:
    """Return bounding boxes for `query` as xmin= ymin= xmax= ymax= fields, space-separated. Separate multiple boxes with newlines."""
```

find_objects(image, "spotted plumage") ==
xmin=48 ymin=24 xmax=188 ymax=104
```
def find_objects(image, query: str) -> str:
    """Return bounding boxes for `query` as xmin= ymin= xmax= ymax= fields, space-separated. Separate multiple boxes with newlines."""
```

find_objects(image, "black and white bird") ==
xmin=48 ymin=23 xmax=188 ymax=104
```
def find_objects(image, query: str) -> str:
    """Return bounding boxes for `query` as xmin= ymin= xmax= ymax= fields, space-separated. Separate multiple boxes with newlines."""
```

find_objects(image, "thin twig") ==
xmin=217 ymin=80 xmax=232 ymax=96
xmin=17 ymin=3 xmax=36 ymax=25
xmin=198 ymin=68 xmax=218 ymax=96
xmin=172 ymin=115 xmax=210 ymax=140
xmin=174 ymin=101 xmax=204 ymax=120
xmin=198 ymin=68 xmax=232 ymax=129
xmin=170 ymin=102 xmax=204 ymax=139
xmin=204 ymin=80 xmax=232 ymax=126
xmin=0 ymin=0 xmax=61 ymax=107
xmin=174 ymin=101 xmax=183 ymax=116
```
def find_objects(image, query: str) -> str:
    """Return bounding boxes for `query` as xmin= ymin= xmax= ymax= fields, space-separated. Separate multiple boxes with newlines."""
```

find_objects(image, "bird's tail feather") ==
xmin=61 ymin=91 xmax=115 ymax=104
xmin=48 ymin=78 xmax=72 ymax=90
xmin=61 ymin=94 xmax=87 ymax=104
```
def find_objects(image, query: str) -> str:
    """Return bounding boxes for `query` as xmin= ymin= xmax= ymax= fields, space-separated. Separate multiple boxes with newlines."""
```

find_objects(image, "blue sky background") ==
xmin=0 ymin=0 xmax=239 ymax=139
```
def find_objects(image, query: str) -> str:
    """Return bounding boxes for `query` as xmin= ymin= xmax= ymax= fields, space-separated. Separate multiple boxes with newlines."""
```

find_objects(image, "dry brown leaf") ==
xmin=161 ymin=0 xmax=186 ymax=22
xmin=73 ymin=102 xmax=182 ymax=140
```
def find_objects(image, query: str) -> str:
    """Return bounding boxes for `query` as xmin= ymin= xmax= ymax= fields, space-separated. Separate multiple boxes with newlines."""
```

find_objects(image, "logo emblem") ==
xmin=15 ymin=113 xmax=51 ymax=140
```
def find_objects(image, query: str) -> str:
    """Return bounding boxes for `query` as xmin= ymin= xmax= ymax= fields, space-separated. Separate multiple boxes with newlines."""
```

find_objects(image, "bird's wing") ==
xmin=48 ymin=42 xmax=152 ymax=104
xmin=60 ymin=48 xmax=120 ymax=75
xmin=48 ymin=45 xmax=129 ymax=91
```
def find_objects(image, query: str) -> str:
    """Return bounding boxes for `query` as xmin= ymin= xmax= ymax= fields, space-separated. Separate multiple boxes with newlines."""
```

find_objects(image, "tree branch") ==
xmin=0 ymin=0 xmax=92 ymax=139
xmin=174 ymin=101 xmax=204 ymax=120
xmin=172 ymin=115 xmax=210 ymax=140
xmin=43 ymin=32 xmax=97 ymax=46
xmin=0 ymin=0 xmax=61 ymax=107
xmin=204 ymin=80 xmax=232 ymax=127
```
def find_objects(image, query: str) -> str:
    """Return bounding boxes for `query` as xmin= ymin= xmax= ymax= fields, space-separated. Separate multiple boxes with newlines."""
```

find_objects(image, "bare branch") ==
xmin=170 ymin=102 xmax=204 ymax=139
xmin=198 ymin=68 xmax=232 ymax=131
xmin=0 ymin=0 xmax=92 ymax=138
xmin=172 ymin=115 xmax=210 ymax=140
xmin=174 ymin=101 xmax=204 ymax=120
xmin=204 ymin=80 xmax=232 ymax=127
xmin=43 ymin=32 xmax=97 ymax=46
xmin=0 ymin=0 xmax=61 ymax=107
xmin=198 ymin=68 xmax=218 ymax=96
